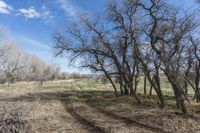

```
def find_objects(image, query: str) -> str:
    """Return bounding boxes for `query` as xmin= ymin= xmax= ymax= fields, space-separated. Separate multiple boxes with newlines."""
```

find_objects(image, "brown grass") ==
xmin=0 ymin=79 xmax=199 ymax=133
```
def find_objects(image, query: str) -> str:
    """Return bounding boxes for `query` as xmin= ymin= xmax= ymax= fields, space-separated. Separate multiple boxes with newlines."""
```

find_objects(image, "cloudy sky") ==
xmin=0 ymin=0 xmax=195 ymax=73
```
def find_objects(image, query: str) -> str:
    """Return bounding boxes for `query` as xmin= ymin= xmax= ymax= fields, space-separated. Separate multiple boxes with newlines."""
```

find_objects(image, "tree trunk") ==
xmin=195 ymin=64 xmax=200 ymax=102
xmin=144 ymin=74 xmax=147 ymax=95
xmin=108 ymin=78 xmax=118 ymax=97
xmin=147 ymin=74 xmax=165 ymax=108
xmin=173 ymin=84 xmax=188 ymax=114
xmin=184 ymin=80 xmax=188 ymax=96
xmin=149 ymin=85 xmax=153 ymax=95
xmin=154 ymin=78 xmax=165 ymax=108
xmin=119 ymin=82 xmax=124 ymax=96
xmin=105 ymin=73 xmax=118 ymax=97
xmin=165 ymin=70 xmax=188 ymax=114
xmin=129 ymin=83 xmax=141 ymax=104
xmin=124 ymin=83 xmax=129 ymax=95
xmin=134 ymin=66 xmax=139 ymax=93
xmin=196 ymin=90 xmax=200 ymax=102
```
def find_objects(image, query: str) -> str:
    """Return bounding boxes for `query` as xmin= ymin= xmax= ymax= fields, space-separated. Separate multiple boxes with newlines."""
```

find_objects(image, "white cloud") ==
xmin=18 ymin=7 xmax=53 ymax=20
xmin=18 ymin=7 xmax=41 ymax=19
xmin=0 ymin=1 xmax=53 ymax=21
xmin=0 ymin=0 xmax=13 ymax=14
xmin=42 ymin=11 xmax=53 ymax=19
xmin=58 ymin=0 xmax=85 ymax=18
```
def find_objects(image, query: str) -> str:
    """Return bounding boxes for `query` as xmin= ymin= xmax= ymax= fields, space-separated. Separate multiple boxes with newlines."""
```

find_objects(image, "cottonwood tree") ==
xmin=107 ymin=0 xmax=167 ymax=108
xmin=54 ymin=0 xmax=200 ymax=114
xmin=53 ymin=13 xmax=142 ymax=103
xmin=188 ymin=37 xmax=200 ymax=102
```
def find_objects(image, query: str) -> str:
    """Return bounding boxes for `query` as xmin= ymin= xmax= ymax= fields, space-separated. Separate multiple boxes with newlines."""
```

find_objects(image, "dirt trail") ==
xmin=65 ymin=106 xmax=104 ymax=133
xmin=68 ymin=102 xmax=154 ymax=133
xmin=94 ymin=107 xmax=170 ymax=133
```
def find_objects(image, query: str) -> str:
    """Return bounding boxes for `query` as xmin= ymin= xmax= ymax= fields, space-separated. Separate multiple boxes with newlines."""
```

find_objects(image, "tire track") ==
xmin=67 ymin=102 xmax=154 ymax=133
xmin=93 ymin=106 xmax=171 ymax=133
xmin=65 ymin=106 xmax=104 ymax=133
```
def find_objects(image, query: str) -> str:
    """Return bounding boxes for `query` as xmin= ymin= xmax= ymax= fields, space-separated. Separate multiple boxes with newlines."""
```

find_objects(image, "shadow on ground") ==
xmin=1 ymin=88 xmax=200 ymax=133
xmin=0 ymin=90 xmax=115 ymax=104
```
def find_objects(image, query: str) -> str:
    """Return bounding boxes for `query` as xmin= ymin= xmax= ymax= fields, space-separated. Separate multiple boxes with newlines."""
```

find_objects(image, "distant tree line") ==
xmin=54 ymin=0 xmax=200 ymax=114
xmin=0 ymin=28 xmax=69 ymax=85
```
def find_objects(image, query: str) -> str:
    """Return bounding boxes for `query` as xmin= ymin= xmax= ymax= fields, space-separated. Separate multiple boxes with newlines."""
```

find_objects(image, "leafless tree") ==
xmin=0 ymin=29 xmax=62 ymax=85
xmin=188 ymin=37 xmax=200 ymax=102
xmin=53 ymin=0 xmax=200 ymax=114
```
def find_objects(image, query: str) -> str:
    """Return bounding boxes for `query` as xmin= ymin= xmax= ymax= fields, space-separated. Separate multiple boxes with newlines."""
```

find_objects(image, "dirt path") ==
xmin=67 ymin=102 xmax=154 ymax=133
xmin=65 ymin=106 xmax=104 ymax=133
xmin=0 ymin=100 xmax=98 ymax=133
xmin=94 ymin=107 xmax=170 ymax=133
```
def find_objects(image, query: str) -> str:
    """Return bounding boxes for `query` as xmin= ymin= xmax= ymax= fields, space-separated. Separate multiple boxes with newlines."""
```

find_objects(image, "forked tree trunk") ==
xmin=153 ymin=62 xmax=165 ymax=108
xmin=107 ymin=77 xmax=118 ymax=97
xmin=165 ymin=70 xmax=188 ymax=114
xmin=129 ymin=83 xmax=141 ymax=104
xmin=146 ymin=74 xmax=165 ymax=108
xmin=133 ymin=42 xmax=164 ymax=107
xmin=104 ymin=72 xmax=118 ymax=97
xmin=173 ymin=84 xmax=188 ymax=114
xmin=95 ymin=55 xmax=119 ymax=97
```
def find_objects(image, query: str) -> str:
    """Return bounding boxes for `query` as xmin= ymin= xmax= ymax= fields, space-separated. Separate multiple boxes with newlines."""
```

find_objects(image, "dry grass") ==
xmin=0 ymin=79 xmax=110 ymax=133
xmin=0 ymin=79 xmax=199 ymax=133
xmin=97 ymin=104 xmax=200 ymax=133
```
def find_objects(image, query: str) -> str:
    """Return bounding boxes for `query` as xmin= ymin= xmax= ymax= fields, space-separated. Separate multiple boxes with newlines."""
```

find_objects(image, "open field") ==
xmin=0 ymin=79 xmax=200 ymax=133
xmin=1 ymin=0 xmax=200 ymax=133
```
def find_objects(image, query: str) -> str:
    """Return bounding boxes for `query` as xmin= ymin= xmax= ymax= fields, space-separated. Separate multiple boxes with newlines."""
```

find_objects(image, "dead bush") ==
xmin=0 ymin=107 xmax=32 ymax=133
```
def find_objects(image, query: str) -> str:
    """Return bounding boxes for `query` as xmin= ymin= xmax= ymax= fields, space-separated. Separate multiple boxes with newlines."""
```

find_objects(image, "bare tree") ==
xmin=53 ymin=0 xmax=200 ymax=114
xmin=53 ymin=11 xmax=142 ymax=103
xmin=0 ymin=37 xmax=25 ymax=85
xmin=189 ymin=37 xmax=200 ymax=102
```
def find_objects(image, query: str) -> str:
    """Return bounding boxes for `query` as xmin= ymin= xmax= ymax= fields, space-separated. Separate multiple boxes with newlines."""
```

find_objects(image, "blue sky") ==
xmin=0 ymin=0 xmax=196 ymax=73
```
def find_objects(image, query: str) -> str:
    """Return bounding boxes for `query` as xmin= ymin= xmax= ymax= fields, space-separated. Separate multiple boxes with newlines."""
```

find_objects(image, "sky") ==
xmin=0 ymin=0 xmax=196 ymax=73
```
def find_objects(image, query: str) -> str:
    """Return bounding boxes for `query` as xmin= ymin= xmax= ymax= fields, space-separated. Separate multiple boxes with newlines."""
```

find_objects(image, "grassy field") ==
xmin=0 ymin=78 xmax=200 ymax=133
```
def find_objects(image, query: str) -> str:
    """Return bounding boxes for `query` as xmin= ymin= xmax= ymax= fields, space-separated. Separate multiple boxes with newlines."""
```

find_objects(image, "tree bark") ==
xmin=144 ymin=74 xmax=147 ymax=95
xmin=184 ymin=80 xmax=188 ymax=96
xmin=164 ymin=69 xmax=188 ymax=114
